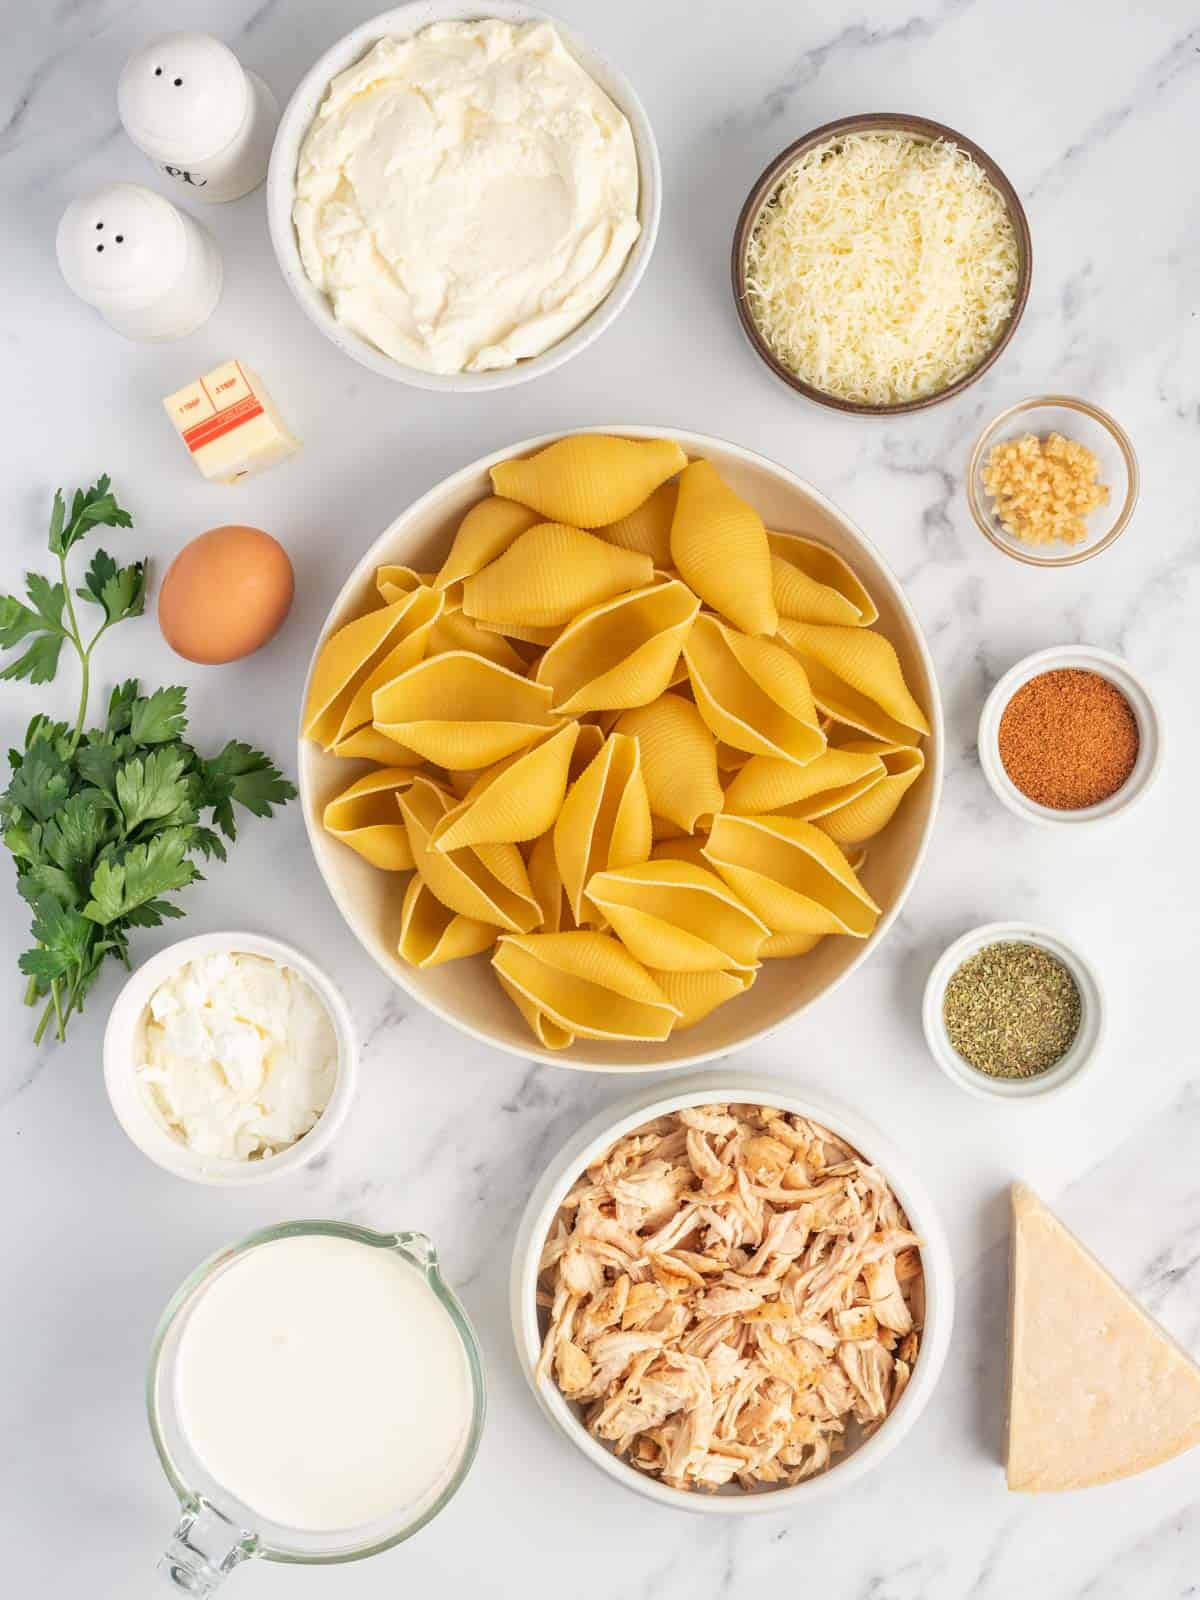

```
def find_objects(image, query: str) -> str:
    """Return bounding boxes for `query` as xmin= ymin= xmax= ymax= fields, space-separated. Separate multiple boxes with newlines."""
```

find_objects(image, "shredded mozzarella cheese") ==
xmin=745 ymin=133 xmax=1020 ymax=406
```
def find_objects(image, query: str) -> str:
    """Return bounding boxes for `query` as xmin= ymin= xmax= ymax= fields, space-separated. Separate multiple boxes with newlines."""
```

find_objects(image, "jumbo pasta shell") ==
xmin=684 ymin=614 xmax=825 ymax=767
xmin=303 ymin=592 xmax=440 ymax=750
xmin=816 ymin=740 xmax=925 ymax=844
xmin=768 ymin=532 xmax=878 ymax=626
xmin=585 ymin=860 xmax=769 ymax=973
xmin=431 ymin=723 xmax=579 ymax=852
xmin=651 ymin=835 xmax=711 ymax=872
xmin=594 ymin=483 xmax=677 ymax=566
xmin=491 ymin=435 xmax=687 ymax=528
xmin=724 ymin=748 xmax=886 ymax=821
xmin=462 ymin=524 xmax=653 ymax=631
xmin=398 ymin=775 xmax=541 ymax=932
xmin=398 ymin=876 xmax=496 ymax=968
xmin=703 ymin=813 xmax=879 ymax=938
xmin=776 ymin=621 xmax=929 ymax=744
xmin=535 ymin=579 xmax=700 ymax=716
xmin=323 ymin=767 xmax=417 ymax=870
xmin=376 ymin=565 xmax=438 ymax=605
xmin=329 ymin=726 xmax=423 ymax=765
xmin=670 ymin=459 xmax=777 ymax=636
xmin=425 ymin=607 xmax=526 ymax=673
xmin=334 ymin=584 xmax=443 ymax=742
xmin=436 ymin=496 xmax=540 ymax=591
xmin=492 ymin=931 xmax=680 ymax=1043
xmin=554 ymin=733 xmax=652 ymax=925
xmin=495 ymin=973 xmax=575 ymax=1050
xmin=759 ymin=930 xmax=825 ymax=958
xmin=372 ymin=652 xmax=557 ymax=769
xmin=526 ymin=828 xmax=575 ymax=933
xmin=614 ymin=693 xmax=723 ymax=833
xmin=649 ymin=967 xmax=756 ymax=1029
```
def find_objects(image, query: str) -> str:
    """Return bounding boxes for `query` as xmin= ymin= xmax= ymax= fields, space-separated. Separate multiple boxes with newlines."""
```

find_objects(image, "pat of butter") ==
xmin=163 ymin=360 xmax=300 ymax=484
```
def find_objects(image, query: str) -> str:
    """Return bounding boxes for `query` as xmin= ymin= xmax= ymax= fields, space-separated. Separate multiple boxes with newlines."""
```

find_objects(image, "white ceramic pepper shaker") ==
xmin=55 ymin=183 xmax=223 ymax=341
xmin=118 ymin=33 xmax=278 ymax=203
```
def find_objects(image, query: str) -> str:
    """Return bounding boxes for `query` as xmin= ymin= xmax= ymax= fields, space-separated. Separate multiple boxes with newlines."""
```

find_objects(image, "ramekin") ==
xmin=103 ymin=931 xmax=358 ymax=1186
xmin=978 ymin=645 xmax=1164 ymax=827
xmin=922 ymin=922 xmax=1105 ymax=1103
xmin=266 ymin=2 xmax=662 ymax=392
xmin=510 ymin=1075 xmax=954 ymax=1513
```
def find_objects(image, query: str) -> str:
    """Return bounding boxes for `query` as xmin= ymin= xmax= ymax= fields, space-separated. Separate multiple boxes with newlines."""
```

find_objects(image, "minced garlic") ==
xmin=982 ymin=432 xmax=1109 ymax=546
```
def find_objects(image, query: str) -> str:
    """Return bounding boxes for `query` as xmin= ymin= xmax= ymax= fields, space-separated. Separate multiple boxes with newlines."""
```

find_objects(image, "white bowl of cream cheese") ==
xmin=266 ymin=3 xmax=661 ymax=390
xmin=103 ymin=931 xmax=358 ymax=1186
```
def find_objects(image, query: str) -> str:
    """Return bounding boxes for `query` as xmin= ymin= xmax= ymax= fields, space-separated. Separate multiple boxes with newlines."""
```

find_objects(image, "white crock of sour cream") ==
xmin=292 ymin=20 xmax=641 ymax=374
xmin=136 ymin=952 xmax=337 ymax=1161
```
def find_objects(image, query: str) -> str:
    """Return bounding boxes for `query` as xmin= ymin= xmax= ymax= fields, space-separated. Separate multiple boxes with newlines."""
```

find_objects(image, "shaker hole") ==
xmin=95 ymin=221 xmax=103 ymax=230
xmin=154 ymin=67 xmax=163 ymax=77
xmin=115 ymin=235 xmax=124 ymax=244
xmin=96 ymin=244 xmax=104 ymax=253
xmin=174 ymin=77 xmax=183 ymax=87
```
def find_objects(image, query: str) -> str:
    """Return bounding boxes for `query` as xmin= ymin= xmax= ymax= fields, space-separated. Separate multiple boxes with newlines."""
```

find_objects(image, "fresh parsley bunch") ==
xmin=0 ymin=478 xmax=295 ymax=1043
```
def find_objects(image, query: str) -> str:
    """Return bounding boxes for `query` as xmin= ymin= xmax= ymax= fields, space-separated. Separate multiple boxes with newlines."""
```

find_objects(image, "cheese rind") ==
xmin=1006 ymin=1181 xmax=1200 ymax=1492
xmin=163 ymin=360 xmax=300 ymax=484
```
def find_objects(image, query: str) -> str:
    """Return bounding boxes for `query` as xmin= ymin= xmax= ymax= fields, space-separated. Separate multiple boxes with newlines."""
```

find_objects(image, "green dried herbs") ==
xmin=943 ymin=941 xmax=1081 ymax=1079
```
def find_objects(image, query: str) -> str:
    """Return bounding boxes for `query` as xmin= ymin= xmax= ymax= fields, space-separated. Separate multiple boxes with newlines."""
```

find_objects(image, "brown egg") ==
xmin=158 ymin=525 xmax=294 ymax=664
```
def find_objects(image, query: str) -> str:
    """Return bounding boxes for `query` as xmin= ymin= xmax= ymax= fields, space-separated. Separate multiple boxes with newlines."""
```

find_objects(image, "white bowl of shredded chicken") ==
xmin=511 ymin=1077 xmax=953 ymax=1509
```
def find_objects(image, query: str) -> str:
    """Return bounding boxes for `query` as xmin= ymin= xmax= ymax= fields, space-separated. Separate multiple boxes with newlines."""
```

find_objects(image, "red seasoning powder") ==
xmin=998 ymin=668 xmax=1139 ymax=809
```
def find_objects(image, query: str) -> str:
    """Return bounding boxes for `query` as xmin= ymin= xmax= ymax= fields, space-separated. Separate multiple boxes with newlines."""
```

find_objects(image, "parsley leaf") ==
xmin=50 ymin=475 xmax=133 ymax=557
xmin=19 ymin=896 xmax=95 ymax=981
xmin=0 ymin=573 xmax=68 ymax=684
xmin=199 ymin=741 xmax=298 ymax=839
xmin=41 ymin=791 xmax=114 ymax=874
xmin=83 ymin=829 xmax=198 ymax=926
xmin=78 ymin=549 xmax=147 ymax=626
xmin=105 ymin=680 xmax=140 ymax=736
xmin=130 ymin=686 xmax=187 ymax=745
xmin=7 ymin=741 xmax=71 ymax=822
xmin=115 ymin=747 xmax=192 ymax=832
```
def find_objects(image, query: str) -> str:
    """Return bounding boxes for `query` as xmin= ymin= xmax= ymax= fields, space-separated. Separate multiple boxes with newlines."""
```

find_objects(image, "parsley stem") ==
xmin=33 ymin=997 xmax=53 ymax=1047
xmin=57 ymin=546 xmax=91 ymax=753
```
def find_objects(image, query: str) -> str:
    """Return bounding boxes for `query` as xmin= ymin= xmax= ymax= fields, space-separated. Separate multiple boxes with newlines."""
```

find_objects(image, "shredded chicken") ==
xmin=536 ymin=1104 xmax=924 ymax=1493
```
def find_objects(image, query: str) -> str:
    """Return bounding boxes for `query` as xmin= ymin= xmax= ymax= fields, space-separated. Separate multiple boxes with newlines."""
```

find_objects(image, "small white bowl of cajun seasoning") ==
xmin=923 ymin=922 xmax=1105 ymax=1102
xmin=978 ymin=645 xmax=1164 ymax=826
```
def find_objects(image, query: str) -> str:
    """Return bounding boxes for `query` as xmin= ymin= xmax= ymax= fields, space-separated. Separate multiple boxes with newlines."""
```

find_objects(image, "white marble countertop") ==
xmin=3 ymin=0 xmax=1198 ymax=1593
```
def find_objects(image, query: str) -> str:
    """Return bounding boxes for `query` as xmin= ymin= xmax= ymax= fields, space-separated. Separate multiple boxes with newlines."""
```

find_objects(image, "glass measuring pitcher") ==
xmin=147 ymin=1220 xmax=486 ymax=1593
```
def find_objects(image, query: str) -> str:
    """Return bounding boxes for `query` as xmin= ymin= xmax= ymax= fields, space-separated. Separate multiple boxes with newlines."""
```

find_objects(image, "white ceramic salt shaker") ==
xmin=118 ymin=33 xmax=278 ymax=203
xmin=55 ymin=183 xmax=223 ymax=342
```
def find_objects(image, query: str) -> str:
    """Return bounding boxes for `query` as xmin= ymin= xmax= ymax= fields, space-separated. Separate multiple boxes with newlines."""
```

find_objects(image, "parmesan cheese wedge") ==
xmin=1007 ymin=1182 xmax=1200 ymax=1491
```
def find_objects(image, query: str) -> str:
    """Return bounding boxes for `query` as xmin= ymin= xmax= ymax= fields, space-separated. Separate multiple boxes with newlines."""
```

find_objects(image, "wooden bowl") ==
xmin=298 ymin=427 xmax=944 ymax=1070
xmin=731 ymin=114 xmax=1032 ymax=416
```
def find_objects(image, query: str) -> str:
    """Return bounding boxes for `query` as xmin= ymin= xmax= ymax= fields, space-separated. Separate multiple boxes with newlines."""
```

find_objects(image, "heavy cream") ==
xmin=175 ymin=1234 xmax=474 ymax=1532
xmin=136 ymin=952 xmax=337 ymax=1161
xmin=293 ymin=20 xmax=640 ymax=373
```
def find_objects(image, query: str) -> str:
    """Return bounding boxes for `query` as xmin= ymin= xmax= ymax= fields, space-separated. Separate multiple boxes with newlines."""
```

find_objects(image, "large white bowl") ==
xmin=266 ymin=2 xmax=662 ymax=392
xmin=510 ymin=1076 xmax=955 ymax=1512
xmin=298 ymin=426 xmax=943 ymax=1071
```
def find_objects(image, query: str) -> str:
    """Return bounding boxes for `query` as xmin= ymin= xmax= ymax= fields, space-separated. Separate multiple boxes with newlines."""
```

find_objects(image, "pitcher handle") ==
xmin=158 ymin=1499 xmax=255 ymax=1594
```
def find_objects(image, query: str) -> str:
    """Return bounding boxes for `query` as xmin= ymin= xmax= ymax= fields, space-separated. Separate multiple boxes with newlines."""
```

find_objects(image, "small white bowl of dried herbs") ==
xmin=922 ymin=921 xmax=1105 ymax=1102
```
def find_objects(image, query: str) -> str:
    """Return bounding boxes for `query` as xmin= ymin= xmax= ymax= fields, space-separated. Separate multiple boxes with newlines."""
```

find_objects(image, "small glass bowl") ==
xmin=966 ymin=396 xmax=1138 ymax=566
xmin=922 ymin=922 xmax=1105 ymax=1103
